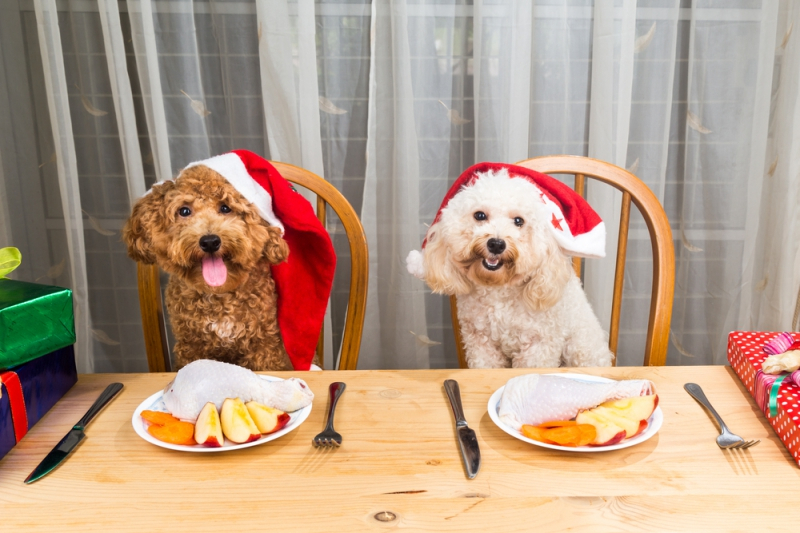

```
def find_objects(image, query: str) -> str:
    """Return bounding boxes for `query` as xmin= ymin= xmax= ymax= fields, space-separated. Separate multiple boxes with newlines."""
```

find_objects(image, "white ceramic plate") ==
xmin=131 ymin=375 xmax=312 ymax=452
xmin=488 ymin=373 xmax=662 ymax=452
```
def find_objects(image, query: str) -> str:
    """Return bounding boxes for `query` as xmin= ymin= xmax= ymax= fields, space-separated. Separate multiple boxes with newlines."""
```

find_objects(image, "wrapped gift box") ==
xmin=0 ymin=278 xmax=76 ymax=369
xmin=728 ymin=331 xmax=800 ymax=467
xmin=0 ymin=345 xmax=78 ymax=460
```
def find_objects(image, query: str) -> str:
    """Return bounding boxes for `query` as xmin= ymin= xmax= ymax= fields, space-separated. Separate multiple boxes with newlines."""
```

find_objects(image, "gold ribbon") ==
xmin=0 ymin=247 xmax=21 ymax=278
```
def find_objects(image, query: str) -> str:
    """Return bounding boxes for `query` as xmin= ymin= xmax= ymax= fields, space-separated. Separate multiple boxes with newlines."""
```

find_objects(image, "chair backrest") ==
xmin=136 ymin=162 xmax=368 ymax=372
xmin=449 ymin=155 xmax=675 ymax=368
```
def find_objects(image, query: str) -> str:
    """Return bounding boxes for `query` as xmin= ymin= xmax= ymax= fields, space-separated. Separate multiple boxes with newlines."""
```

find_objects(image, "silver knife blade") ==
xmin=444 ymin=379 xmax=481 ymax=479
xmin=25 ymin=382 xmax=123 ymax=484
xmin=24 ymin=428 xmax=85 ymax=484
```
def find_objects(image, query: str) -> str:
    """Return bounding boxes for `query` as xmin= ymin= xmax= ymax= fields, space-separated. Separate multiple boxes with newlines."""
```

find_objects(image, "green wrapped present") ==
xmin=0 ymin=278 xmax=76 ymax=370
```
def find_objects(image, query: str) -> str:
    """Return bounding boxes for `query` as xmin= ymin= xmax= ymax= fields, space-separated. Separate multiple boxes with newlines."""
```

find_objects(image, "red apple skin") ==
xmin=631 ymin=419 xmax=648 ymax=438
xmin=266 ymin=413 xmax=290 ymax=434
xmin=201 ymin=435 xmax=222 ymax=448
xmin=588 ymin=429 xmax=626 ymax=447
xmin=194 ymin=402 xmax=224 ymax=447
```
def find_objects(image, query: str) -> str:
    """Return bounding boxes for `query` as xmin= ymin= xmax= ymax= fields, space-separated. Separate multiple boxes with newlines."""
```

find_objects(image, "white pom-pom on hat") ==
xmin=406 ymin=249 xmax=426 ymax=278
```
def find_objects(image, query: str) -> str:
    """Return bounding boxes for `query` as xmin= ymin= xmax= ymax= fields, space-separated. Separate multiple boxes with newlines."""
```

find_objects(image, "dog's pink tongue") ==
xmin=201 ymin=256 xmax=227 ymax=287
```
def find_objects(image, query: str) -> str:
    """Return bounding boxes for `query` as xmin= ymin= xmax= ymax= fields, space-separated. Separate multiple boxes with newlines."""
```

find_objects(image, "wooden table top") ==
xmin=1 ymin=366 xmax=799 ymax=531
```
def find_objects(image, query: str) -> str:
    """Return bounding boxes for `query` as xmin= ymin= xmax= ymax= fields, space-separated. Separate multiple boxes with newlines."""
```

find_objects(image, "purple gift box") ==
xmin=0 ymin=345 xmax=77 ymax=460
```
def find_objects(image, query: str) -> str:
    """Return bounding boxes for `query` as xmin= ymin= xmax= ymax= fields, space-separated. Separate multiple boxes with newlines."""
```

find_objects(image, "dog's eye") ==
xmin=219 ymin=204 xmax=231 ymax=214
xmin=514 ymin=216 xmax=524 ymax=227
xmin=178 ymin=207 xmax=192 ymax=217
xmin=474 ymin=211 xmax=487 ymax=221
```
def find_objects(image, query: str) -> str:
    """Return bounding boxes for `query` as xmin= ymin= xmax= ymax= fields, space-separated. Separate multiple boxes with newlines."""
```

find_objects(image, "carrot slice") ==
xmin=521 ymin=425 xmax=557 ymax=444
xmin=148 ymin=421 xmax=197 ymax=445
xmin=541 ymin=426 xmax=584 ymax=447
xmin=537 ymin=420 xmax=578 ymax=428
xmin=521 ymin=422 xmax=597 ymax=447
xmin=575 ymin=424 xmax=597 ymax=446
xmin=141 ymin=410 xmax=181 ymax=426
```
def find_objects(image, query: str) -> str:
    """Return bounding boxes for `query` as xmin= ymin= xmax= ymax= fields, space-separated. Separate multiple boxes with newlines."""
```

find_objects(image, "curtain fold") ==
xmin=361 ymin=0 xmax=431 ymax=370
xmin=584 ymin=0 xmax=633 ymax=348
xmin=752 ymin=2 xmax=800 ymax=333
xmin=473 ymin=0 xmax=533 ymax=163
xmin=128 ymin=0 xmax=173 ymax=181
xmin=33 ymin=0 xmax=93 ymax=372
xmin=97 ymin=0 xmax=146 ymax=202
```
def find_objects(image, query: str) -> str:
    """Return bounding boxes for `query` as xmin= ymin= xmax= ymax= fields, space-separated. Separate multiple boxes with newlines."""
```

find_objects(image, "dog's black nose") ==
xmin=487 ymin=238 xmax=506 ymax=255
xmin=199 ymin=234 xmax=222 ymax=253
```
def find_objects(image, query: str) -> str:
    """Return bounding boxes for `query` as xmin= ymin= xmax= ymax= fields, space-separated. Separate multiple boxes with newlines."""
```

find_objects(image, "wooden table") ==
xmin=2 ymin=366 xmax=800 ymax=531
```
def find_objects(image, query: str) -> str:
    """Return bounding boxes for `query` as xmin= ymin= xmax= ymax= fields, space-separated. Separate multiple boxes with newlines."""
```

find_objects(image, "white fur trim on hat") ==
xmin=406 ymin=250 xmax=426 ymax=278
xmin=538 ymin=191 xmax=606 ymax=259
xmin=182 ymin=152 xmax=285 ymax=233
xmin=557 ymin=221 xmax=606 ymax=259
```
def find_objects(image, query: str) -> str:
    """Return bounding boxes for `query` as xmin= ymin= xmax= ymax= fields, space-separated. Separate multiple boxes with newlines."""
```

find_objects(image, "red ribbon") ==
xmin=1 ymin=370 xmax=28 ymax=443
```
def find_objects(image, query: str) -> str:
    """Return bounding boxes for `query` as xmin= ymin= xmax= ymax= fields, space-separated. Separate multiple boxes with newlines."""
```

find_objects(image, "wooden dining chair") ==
xmin=449 ymin=155 xmax=675 ymax=368
xmin=136 ymin=162 xmax=368 ymax=372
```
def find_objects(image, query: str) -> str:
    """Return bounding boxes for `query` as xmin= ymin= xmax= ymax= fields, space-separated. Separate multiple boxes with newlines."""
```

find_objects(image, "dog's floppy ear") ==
xmin=263 ymin=225 xmax=289 ymax=264
xmin=122 ymin=181 xmax=173 ymax=264
xmin=520 ymin=236 xmax=573 ymax=311
xmin=418 ymin=225 xmax=472 ymax=295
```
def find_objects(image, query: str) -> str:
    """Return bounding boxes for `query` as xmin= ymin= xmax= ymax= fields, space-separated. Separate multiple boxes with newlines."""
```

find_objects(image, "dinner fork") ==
xmin=684 ymin=383 xmax=760 ymax=450
xmin=312 ymin=382 xmax=346 ymax=448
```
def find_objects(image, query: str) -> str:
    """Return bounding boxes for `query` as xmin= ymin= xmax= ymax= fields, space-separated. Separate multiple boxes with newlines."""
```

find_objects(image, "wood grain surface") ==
xmin=2 ymin=366 xmax=799 ymax=531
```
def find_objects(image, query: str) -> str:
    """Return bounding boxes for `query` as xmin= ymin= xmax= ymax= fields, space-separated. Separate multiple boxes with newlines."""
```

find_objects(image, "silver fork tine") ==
xmin=312 ymin=382 xmax=346 ymax=449
xmin=684 ymin=383 xmax=758 ymax=451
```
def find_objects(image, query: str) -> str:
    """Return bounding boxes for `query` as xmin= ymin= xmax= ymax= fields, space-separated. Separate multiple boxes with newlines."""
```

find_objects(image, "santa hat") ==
xmin=163 ymin=150 xmax=336 ymax=371
xmin=407 ymin=162 xmax=605 ymax=276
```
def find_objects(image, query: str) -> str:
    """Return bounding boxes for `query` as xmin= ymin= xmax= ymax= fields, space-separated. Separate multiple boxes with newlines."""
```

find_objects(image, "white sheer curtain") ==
xmin=752 ymin=1 xmax=800 ymax=335
xmin=31 ymin=0 xmax=94 ymax=372
xmin=1 ymin=0 xmax=798 ymax=372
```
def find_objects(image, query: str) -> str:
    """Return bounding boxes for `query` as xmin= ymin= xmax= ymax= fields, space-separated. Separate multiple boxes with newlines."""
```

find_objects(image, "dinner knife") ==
xmin=443 ymin=379 xmax=481 ymax=479
xmin=25 ymin=382 xmax=124 ymax=484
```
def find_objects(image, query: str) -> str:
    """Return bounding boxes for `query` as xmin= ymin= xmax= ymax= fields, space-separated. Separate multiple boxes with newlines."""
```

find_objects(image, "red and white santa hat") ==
xmin=407 ymin=162 xmax=605 ymax=276
xmin=162 ymin=149 xmax=336 ymax=371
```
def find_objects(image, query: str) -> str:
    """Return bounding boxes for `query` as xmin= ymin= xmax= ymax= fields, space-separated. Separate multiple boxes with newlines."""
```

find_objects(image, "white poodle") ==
xmin=407 ymin=166 xmax=613 ymax=368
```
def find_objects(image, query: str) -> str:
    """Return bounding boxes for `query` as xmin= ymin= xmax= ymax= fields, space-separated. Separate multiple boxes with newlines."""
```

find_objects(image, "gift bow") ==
xmin=0 ymin=247 xmax=21 ymax=278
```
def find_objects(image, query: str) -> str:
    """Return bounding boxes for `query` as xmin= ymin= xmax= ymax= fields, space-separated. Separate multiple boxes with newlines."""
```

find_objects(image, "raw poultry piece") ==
xmin=498 ymin=374 xmax=654 ymax=431
xmin=163 ymin=359 xmax=314 ymax=420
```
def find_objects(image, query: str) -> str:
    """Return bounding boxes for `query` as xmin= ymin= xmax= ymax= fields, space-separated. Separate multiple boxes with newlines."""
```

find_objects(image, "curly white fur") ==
xmin=408 ymin=169 xmax=613 ymax=368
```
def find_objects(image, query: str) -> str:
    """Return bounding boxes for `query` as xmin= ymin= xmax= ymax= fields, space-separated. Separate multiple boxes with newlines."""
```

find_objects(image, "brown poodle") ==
xmin=123 ymin=165 xmax=293 ymax=371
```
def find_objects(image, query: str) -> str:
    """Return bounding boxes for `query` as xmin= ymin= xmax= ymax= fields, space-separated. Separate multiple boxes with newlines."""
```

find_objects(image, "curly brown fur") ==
xmin=123 ymin=165 xmax=292 ymax=371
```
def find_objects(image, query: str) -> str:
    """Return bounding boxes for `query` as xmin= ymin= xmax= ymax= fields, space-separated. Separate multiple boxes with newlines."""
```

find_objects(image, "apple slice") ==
xmin=599 ymin=394 xmax=658 ymax=421
xmin=587 ymin=407 xmax=641 ymax=439
xmin=194 ymin=401 xmax=224 ymax=447
xmin=220 ymin=398 xmax=261 ymax=444
xmin=245 ymin=401 xmax=290 ymax=435
xmin=575 ymin=409 xmax=627 ymax=446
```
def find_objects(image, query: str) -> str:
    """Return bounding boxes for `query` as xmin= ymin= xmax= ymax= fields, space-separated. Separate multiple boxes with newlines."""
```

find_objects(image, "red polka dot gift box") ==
xmin=728 ymin=331 xmax=800 ymax=467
